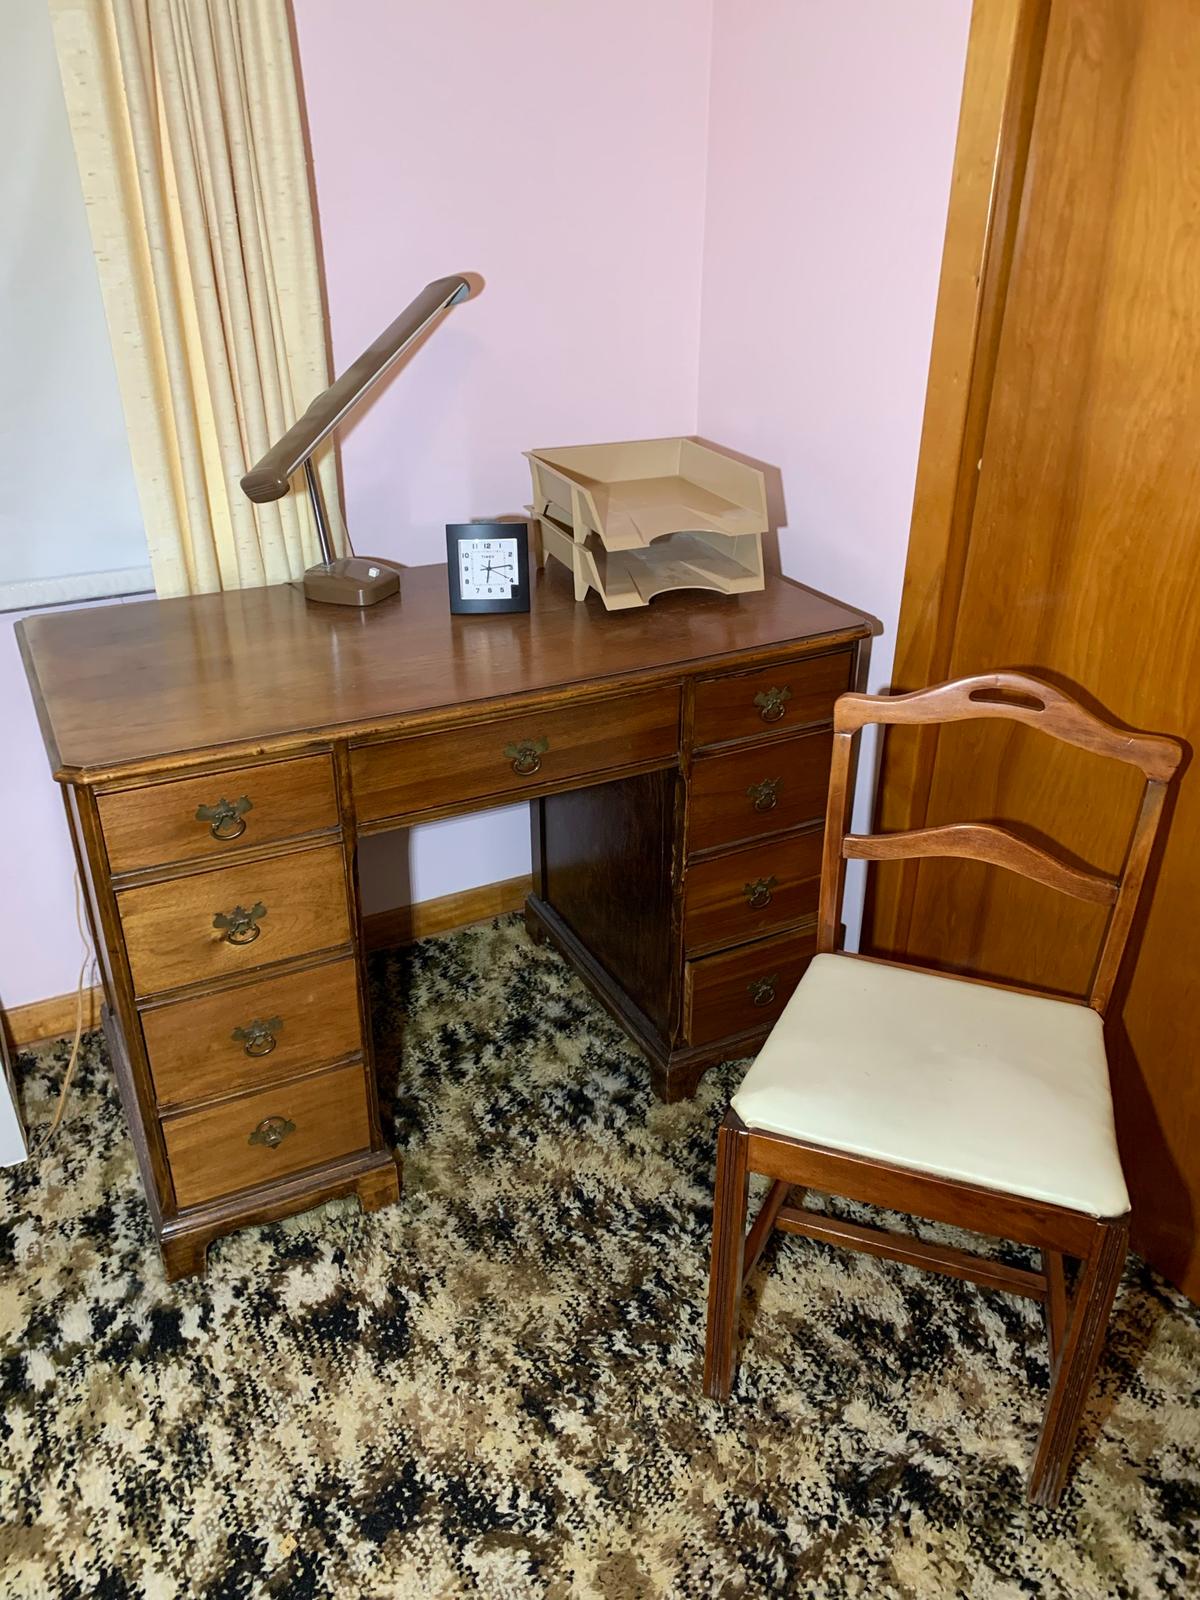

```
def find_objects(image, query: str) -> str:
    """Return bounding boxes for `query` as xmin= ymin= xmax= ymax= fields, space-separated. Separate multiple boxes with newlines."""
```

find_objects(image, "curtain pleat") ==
xmin=48 ymin=0 xmax=343 ymax=598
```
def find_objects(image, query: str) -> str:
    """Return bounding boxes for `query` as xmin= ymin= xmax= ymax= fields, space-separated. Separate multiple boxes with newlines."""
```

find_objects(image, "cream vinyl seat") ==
xmin=731 ymin=953 xmax=1129 ymax=1219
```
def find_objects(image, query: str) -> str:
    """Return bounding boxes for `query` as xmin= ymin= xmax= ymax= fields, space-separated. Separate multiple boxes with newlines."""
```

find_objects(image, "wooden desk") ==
xmin=18 ymin=563 xmax=870 ymax=1277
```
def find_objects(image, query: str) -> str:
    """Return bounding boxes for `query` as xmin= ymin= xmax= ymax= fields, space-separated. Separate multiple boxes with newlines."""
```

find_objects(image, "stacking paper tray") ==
xmin=525 ymin=437 xmax=767 ymax=609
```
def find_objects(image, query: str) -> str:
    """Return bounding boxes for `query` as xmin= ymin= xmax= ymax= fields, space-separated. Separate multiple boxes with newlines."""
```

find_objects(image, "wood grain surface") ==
xmin=688 ymin=731 xmax=834 ymax=855
xmin=350 ymin=685 xmax=679 ymax=826
xmin=161 ymin=1060 xmax=371 ymax=1210
xmin=140 ymin=955 xmax=362 ymax=1108
xmin=683 ymin=828 xmax=823 ymax=954
xmin=691 ymin=648 xmax=852 ymax=749
xmin=118 ymin=843 xmax=350 ymax=997
xmin=869 ymin=0 xmax=1200 ymax=1295
xmin=17 ymin=562 xmax=871 ymax=781
xmin=98 ymin=754 xmax=339 ymax=874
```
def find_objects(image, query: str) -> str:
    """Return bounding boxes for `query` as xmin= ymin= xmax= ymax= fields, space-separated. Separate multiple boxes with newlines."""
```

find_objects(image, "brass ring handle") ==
xmin=504 ymin=736 xmax=549 ymax=777
xmin=232 ymin=1016 xmax=282 ymax=1058
xmin=249 ymin=1115 xmax=295 ymax=1149
xmin=754 ymin=686 xmax=792 ymax=724
xmin=213 ymin=901 xmax=267 ymax=946
xmin=747 ymin=778 xmax=781 ymax=813
xmin=748 ymin=973 xmax=779 ymax=1007
xmin=744 ymin=875 xmax=779 ymax=910
xmin=195 ymin=795 xmax=253 ymax=841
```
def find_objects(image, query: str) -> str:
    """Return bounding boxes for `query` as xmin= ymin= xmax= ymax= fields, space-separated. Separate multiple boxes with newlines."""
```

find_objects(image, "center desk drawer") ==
xmin=351 ymin=686 xmax=680 ymax=824
xmin=118 ymin=843 xmax=350 ymax=998
xmin=141 ymin=956 xmax=362 ymax=1109
xmin=688 ymin=730 xmax=834 ymax=854
xmin=161 ymin=1059 xmax=372 ymax=1211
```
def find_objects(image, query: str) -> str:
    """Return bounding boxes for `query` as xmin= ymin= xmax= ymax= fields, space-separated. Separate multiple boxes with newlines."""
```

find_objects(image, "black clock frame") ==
xmin=445 ymin=522 xmax=532 ymax=614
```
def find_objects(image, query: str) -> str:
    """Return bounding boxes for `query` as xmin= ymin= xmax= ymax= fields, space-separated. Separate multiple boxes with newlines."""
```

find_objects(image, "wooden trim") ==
xmin=362 ymin=874 xmax=532 ymax=953
xmin=3 ymin=874 xmax=533 ymax=1048
xmin=3 ymin=984 xmax=104 ymax=1051
xmin=871 ymin=0 xmax=1051 ymax=951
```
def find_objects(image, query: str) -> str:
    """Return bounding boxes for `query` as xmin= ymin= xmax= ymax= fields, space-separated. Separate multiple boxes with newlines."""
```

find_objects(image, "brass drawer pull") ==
xmin=747 ymin=777 xmax=781 ymax=813
xmin=195 ymin=794 xmax=253 ymax=841
xmin=748 ymin=973 xmax=779 ymax=1008
xmin=744 ymin=875 xmax=779 ymax=910
xmin=505 ymin=736 xmax=549 ymax=776
xmin=249 ymin=1115 xmax=295 ymax=1149
xmin=213 ymin=901 xmax=267 ymax=945
xmin=231 ymin=1016 xmax=283 ymax=1058
xmin=754 ymin=686 xmax=792 ymax=723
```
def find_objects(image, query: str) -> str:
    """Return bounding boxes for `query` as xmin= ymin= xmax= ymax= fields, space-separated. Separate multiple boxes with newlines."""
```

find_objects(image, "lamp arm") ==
xmin=240 ymin=273 xmax=472 ymax=504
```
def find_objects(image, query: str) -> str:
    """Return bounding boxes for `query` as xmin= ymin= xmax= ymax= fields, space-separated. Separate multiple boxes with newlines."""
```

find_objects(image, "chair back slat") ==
xmin=817 ymin=671 xmax=1184 ymax=1010
xmin=843 ymin=822 xmax=1119 ymax=906
xmin=834 ymin=671 xmax=1180 ymax=782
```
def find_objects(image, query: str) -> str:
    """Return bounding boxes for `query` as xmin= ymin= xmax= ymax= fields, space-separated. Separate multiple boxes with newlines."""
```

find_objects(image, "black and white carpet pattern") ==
xmin=2 ymin=915 xmax=1198 ymax=1597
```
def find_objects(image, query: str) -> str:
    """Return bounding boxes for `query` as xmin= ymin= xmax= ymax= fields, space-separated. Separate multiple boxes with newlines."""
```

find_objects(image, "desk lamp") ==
xmin=241 ymin=273 xmax=472 ymax=606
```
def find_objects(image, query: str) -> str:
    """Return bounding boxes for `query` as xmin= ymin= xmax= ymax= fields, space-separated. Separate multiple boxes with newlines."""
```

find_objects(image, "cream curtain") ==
xmin=48 ymin=0 xmax=343 ymax=597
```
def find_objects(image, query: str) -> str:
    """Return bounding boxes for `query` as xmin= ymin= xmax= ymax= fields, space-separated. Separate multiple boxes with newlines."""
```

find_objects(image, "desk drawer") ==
xmin=162 ymin=1060 xmax=372 ymax=1210
xmin=688 ymin=730 xmax=833 ymax=854
xmin=141 ymin=956 xmax=363 ymax=1109
xmin=692 ymin=650 xmax=851 ymax=749
xmin=98 ymin=755 xmax=339 ymax=875
xmin=119 ymin=844 xmax=350 ymax=997
xmin=351 ymin=686 xmax=680 ymax=824
xmin=684 ymin=922 xmax=817 ymax=1047
xmin=683 ymin=829 xmax=823 ymax=955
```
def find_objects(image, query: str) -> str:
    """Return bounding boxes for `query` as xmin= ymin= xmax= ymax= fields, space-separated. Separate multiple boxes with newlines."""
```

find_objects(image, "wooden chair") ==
xmin=703 ymin=671 xmax=1182 ymax=1508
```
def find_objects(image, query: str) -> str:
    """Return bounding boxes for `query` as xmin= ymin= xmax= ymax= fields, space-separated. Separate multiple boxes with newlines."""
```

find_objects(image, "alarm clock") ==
xmin=445 ymin=522 xmax=531 ymax=614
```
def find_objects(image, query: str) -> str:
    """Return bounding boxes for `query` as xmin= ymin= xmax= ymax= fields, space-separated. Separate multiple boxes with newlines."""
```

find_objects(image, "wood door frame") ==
xmin=868 ymin=0 xmax=1051 ymax=954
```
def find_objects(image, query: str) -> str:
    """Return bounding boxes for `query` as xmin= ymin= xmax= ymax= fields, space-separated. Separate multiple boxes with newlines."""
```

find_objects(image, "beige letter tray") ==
xmin=525 ymin=436 xmax=768 ymax=608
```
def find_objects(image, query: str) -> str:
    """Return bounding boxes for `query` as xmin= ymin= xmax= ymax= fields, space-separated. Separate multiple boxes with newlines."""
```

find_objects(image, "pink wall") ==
xmin=698 ymin=0 xmax=970 ymax=936
xmin=2 ymin=3 xmax=970 ymax=1015
xmin=2 ymin=608 xmax=98 ymax=1007
xmin=698 ymin=1 xmax=969 ymax=681
xmin=290 ymin=0 xmax=714 ymax=913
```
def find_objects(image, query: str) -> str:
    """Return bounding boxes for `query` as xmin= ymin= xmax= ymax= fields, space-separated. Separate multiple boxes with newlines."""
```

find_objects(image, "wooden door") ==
xmin=870 ymin=0 xmax=1200 ymax=1297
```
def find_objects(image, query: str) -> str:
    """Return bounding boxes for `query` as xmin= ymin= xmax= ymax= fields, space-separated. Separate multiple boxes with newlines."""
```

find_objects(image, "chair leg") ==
xmin=1027 ymin=1216 xmax=1128 ymax=1508
xmin=703 ymin=1109 xmax=751 ymax=1401
xmin=742 ymin=1180 xmax=797 ymax=1289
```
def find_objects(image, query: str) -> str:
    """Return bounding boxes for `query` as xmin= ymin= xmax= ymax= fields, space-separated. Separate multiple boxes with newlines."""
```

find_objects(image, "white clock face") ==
xmin=458 ymin=536 xmax=519 ymax=600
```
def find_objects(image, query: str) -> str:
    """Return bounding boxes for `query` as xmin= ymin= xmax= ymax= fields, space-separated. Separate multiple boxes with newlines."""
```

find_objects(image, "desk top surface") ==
xmin=18 ymin=562 xmax=872 ymax=781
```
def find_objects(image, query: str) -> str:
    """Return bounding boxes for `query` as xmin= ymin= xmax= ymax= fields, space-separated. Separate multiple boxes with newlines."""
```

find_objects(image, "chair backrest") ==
xmin=818 ymin=671 xmax=1184 ymax=1014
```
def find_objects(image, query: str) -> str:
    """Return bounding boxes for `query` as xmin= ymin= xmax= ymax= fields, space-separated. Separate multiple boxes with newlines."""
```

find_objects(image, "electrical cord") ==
xmin=35 ymin=872 xmax=95 ymax=1150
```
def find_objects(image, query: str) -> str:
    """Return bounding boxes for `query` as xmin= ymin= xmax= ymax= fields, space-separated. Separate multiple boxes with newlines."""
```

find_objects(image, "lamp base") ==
xmin=302 ymin=557 xmax=401 ymax=607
